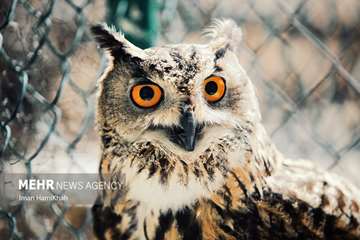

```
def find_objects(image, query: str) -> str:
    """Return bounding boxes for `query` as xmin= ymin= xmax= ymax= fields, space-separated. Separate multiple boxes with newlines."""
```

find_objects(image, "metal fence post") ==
xmin=106 ymin=0 xmax=159 ymax=48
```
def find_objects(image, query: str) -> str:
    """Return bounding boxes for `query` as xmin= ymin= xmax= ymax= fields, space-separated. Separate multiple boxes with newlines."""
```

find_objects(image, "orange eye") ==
xmin=203 ymin=76 xmax=226 ymax=103
xmin=131 ymin=83 xmax=163 ymax=108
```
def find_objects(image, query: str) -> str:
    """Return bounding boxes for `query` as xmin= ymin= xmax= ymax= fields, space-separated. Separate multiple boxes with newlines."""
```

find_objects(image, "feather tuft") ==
xmin=204 ymin=19 xmax=243 ymax=50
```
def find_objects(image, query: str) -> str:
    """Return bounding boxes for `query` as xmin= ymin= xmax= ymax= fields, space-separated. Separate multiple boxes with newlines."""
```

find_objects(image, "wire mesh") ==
xmin=0 ymin=0 xmax=359 ymax=239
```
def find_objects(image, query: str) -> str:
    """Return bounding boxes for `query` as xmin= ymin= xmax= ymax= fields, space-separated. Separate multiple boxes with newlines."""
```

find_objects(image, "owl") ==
xmin=90 ymin=20 xmax=360 ymax=240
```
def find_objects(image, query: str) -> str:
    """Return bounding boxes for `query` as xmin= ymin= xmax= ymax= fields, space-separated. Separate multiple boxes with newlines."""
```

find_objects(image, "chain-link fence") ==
xmin=1 ymin=0 xmax=359 ymax=239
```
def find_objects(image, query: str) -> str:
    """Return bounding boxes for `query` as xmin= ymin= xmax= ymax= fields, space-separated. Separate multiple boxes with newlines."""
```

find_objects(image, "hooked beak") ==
xmin=178 ymin=109 xmax=197 ymax=151
xmin=167 ymin=104 xmax=203 ymax=152
xmin=148 ymin=99 xmax=203 ymax=152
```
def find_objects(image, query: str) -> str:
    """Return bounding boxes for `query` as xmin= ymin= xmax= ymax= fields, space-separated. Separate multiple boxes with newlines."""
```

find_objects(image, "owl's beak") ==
xmin=164 ymin=103 xmax=202 ymax=151
xmin=157 ymin=99 xmax=203 ymax=152
xmin=178 ymin=109 xmax=197 ymax=151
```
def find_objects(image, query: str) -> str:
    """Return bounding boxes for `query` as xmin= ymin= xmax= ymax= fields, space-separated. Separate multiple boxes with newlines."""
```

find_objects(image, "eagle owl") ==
xmin=90 ymin=20 xmax=360 ymax=240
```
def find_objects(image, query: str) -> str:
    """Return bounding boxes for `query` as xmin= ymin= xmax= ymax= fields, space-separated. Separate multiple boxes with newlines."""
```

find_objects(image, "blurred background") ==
xmin=0 ymin=0 xmax=359 ymax=239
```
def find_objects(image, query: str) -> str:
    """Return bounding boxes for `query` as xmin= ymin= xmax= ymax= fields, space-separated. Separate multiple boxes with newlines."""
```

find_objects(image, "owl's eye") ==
xmin=130 ymin=83 xmax=163 ymax=108
xmin=203 ymin=76 xmax=226 ymax=103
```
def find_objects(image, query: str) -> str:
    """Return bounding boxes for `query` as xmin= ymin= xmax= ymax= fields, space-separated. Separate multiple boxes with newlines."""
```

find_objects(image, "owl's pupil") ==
xmin=140 ymin=86 xmax=154 ymax=100
xmin=205 ymin=81 xmax=218 ymax=95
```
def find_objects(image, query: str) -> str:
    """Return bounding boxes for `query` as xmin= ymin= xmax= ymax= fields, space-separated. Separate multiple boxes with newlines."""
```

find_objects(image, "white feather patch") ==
xmin=204 ymin=19 xmax=243 ymax=50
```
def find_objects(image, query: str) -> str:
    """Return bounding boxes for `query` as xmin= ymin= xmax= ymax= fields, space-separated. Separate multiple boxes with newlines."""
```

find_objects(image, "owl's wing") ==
xmin=266 ymin=159 xmax=360 ymax=239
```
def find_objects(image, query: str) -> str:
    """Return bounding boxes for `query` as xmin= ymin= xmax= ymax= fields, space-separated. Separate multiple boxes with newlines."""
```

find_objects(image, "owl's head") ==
xmin=92 ymin=20 xmax=261 ymax=159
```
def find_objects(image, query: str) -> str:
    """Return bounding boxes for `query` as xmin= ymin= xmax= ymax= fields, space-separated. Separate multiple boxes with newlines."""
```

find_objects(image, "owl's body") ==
xmin=91 ymin=20 xmax=360 ymax=240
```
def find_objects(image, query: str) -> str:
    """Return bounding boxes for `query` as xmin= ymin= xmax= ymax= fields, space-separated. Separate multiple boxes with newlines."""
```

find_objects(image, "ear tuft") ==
xmin=204 ymin=19 xmax=243 ymax=50
xmin=91 ymin=24 xmax=126 ymax=50
xmin=91 ymin=23 xmax=147 ymax=62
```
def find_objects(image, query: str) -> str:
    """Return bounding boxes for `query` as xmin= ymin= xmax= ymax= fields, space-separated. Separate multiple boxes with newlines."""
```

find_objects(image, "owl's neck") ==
xmin=100 ymin=123 xmax=281 ymax=211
